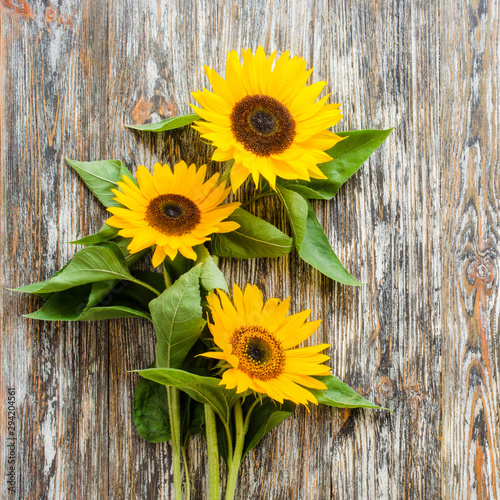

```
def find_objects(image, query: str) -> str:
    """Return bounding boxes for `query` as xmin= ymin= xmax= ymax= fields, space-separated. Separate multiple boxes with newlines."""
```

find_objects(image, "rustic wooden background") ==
xmin=1 ymin=0 xmax=499 ymax=498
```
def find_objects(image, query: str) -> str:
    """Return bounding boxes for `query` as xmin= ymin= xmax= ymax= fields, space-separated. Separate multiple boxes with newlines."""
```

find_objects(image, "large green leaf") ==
xmin=133 ymin=377 xmax=171 ymax=443
xmin=65 ymin=158 xmax=135 ymax=208
xmin=311 ymin=375 xmax=390 ymax=411
xmin=150 ymin=265 xmax=205 ymax=369
xmin=243 ymin=398 xmax=294 ymax=457
xmin=25 ymin=281 xmax=113 ymax=321
xmin=24 ymin=271 xmax=164 ymax=321
xmin=277 ymin=187 xmax=361 ymax=285
xmin=300 ymin=203 xmax=361 ymax=285
xmin=211 ymin=208 xmax=293 ymax=259
xmin=136 ymin=368 xmax=239 ymax=427
xmin=279 ymin=129 xmax=392 ymax=200
xmin=126 ymin=113 xmax=199 ymax=132
xmin=15 ymin=242 xmax=160 ymax=294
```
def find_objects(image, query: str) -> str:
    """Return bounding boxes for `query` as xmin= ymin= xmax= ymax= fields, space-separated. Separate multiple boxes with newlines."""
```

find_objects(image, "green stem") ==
xmin=132 ymin=278 xmax=161 ymax=296
xmin=217 ymin=160 xmax=234 ymax=187
xmin=224 ymin=400 xmax=257 ymax=500
xmin=162 ymin=262 xmax=173 ymax=289
xmin=240 ymin=191 xmax=274 ymax=208
xmin=167 ymin=387 xmax=183 ymax=499
xmin=224 ymin=421 xmax=234 ymax=469
xmin=204 ymin=405 xmax=221 ymax=500
xmin=181 ymin=446 xmax=191 ymax=500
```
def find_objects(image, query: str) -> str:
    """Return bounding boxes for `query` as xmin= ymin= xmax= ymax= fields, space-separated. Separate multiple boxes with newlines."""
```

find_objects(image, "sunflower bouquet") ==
xmin=17 ymin=47 xmax=391 ymax=499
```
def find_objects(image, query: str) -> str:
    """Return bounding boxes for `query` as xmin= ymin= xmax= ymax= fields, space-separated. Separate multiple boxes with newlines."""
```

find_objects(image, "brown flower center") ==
xmin=230 ymin=95 xmax=296 ymax=157
xmin=145 ymin=194 xmax=201 ymax=236
xmin=230 ymin=325 xmax=285 ymax=381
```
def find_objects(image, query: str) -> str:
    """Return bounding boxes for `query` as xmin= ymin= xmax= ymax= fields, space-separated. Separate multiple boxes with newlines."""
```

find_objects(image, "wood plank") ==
xmin=0 ymin=2 xmax=111 ymax=498
xmin=440 ymin=0 xmax=500 ymax=498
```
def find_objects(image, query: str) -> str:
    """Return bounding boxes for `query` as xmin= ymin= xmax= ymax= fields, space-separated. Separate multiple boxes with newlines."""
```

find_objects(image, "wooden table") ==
xmin=1 ymin=1 xmax=498 ymax=498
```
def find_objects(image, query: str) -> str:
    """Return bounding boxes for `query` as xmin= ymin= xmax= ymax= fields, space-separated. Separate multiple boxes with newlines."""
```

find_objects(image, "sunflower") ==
xmin=190 ymin=47 xmax=344 ymax=191
xmin=201 ymin=284 xmax=331 ymax=406
xmin=106 ymin=161 xmax=240 ymax=267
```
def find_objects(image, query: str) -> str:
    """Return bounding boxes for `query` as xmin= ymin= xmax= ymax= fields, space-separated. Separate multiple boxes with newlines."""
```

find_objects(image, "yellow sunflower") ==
xmin=201 ymin=284 xmax=331 ymax=406
xmin=106 ymin=161 xmax=240 ymax=267
xmin=190 ymin=46 xmax=344 ymax=191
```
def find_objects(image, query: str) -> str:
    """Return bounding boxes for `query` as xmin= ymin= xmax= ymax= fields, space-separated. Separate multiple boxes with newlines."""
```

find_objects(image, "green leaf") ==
xmin=76 ymin=305 xmax=150 ymax=320
xmin=24 ymin=271 xmax=163 ymax=321
xmin=136 ymin=368 xmax=239 ymax=427
xmin=200 ymin=256 xmax=228 ymax=293
xmin=300 ymin=203 xmax=361 ymax=285
xmin=133 ymin=377 xmax=171 ymax=443
xmin=195 ymin=246 xmax=228 ymax=292
xmin=126 ymin=113 xmax=199 ymax=132
xmin=277 ymin=187 xmax=361 ymax=286
xmin=279 ymin=129 xmax=392 ymax=200
xmin=211 ymin=208 xmax=293 ymax=259
xmin=70 ymin=224 xmax=118 ymax=245
xmin=150 ymin=265 xmax=205 ymax=369
xmin=162 ymin=246 xmax=228 ymax=292
xmin=243 ymin=398 xmax=294 ymax=457
xmin=311 ymin=375 xmax=390 ymax=411
xmin=15 ymin=242 xmax=160 ymax=294
xmin=65 ymin=158 xmax=135 ymax=208
xmin=24 ymin=283 xmax=94 ymax=320
xmin=276 ymin=186 xmax=308 ymax=246
xmin=25 ymin=281 xmax=113 ymax=321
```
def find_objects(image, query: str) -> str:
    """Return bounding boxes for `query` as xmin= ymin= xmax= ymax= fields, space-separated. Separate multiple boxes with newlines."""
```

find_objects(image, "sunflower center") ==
xmin=161 ymin=201 xmax=185 ymax=219
xmin=248 ymin=108 xmax=278 ymax=136
xmin=145 ymin=194 xmax=201 ymax=236
xmin=230 ymin=325 xmax=285 ymax=381
xmin=230 ymin=95 xmax=296 ymax=157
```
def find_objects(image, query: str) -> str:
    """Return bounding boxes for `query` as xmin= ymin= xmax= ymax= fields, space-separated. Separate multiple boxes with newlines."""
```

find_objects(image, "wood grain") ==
xmin=440 ymin=0 xmax=499 ymax=498
xmin=1 ymin=0 xmax=498 ymax=499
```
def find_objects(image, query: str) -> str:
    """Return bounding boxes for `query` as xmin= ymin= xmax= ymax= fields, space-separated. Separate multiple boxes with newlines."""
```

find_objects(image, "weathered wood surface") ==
xmin=0 ymin=0 xmax=498 ymax=498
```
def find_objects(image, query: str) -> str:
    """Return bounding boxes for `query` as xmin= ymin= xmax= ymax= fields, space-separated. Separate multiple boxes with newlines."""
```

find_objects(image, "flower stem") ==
xmin=181 ymin=446 xmax=191 ymax=500
xmin=167 ymin=386 xmax=183 ymax=499
xmin=224 ymin=400 xmax=260 ymax=500
xmin=240 ymin=191 xmax=274 ymax=208
xmin=224 ymin=401 xmax=244 ymax=500
xmin=204 ymin=405 xmax=221 ymax=499
xmin=132 ymin=278 xmax=161 ymax=296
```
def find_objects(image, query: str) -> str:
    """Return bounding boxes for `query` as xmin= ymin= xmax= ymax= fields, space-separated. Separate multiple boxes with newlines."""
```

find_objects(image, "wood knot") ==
xmin=1 ymin=0 xmax=34 ymax=22
xmin=57 ymin=13 xmax=72 ymax=28
xmin=158 ymin=100 xmax=175 ymax=118
xmin=376 ymin=376 xmax=394 ymax=400
xmin=131 ymin=96 xmax=153 ymax=125
xmin=45 ymin=5 xmax=57 ymax=23
xmin=44 ymin=5 xmax=72 ymax=29
xmin=130 ymin=95 xmax=177 ymax=125
xmin=465 ymin=251 xmax=496 ymax=289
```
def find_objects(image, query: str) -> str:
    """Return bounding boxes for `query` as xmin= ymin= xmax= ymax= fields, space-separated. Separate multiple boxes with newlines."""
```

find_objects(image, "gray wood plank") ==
xmin=0 ymin=2 xmax=111 ymax=499
xmin=440 ymin=0 xmax=500 ymax=498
